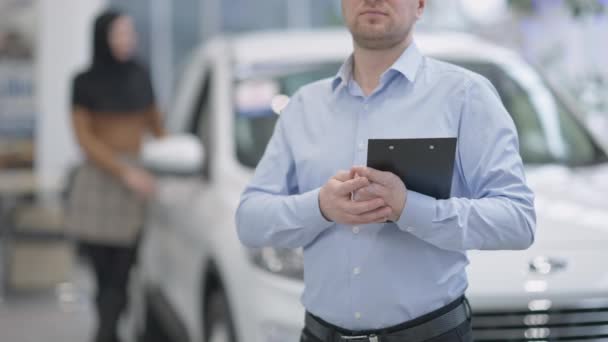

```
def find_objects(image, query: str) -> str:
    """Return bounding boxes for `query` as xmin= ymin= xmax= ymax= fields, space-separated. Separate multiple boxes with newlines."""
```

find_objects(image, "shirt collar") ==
xmin=331 ymin=55 xmax=354 ymax=92
xmin=331 ymin=42 xmax=423 ymax=92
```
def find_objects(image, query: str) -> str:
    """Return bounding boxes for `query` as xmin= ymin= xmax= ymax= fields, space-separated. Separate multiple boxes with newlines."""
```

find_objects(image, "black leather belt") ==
xmin=305 ymin=299 xmax=470 ymax=342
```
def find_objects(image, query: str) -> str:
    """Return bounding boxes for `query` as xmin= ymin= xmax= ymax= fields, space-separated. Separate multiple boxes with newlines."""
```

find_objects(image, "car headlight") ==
xmin=249 ymin=247 xmax=304 ymax=281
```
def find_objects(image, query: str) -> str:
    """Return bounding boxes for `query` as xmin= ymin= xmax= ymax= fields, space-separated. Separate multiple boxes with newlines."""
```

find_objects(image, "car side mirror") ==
xmin=142 ymin=134 xmax=205 ymax=176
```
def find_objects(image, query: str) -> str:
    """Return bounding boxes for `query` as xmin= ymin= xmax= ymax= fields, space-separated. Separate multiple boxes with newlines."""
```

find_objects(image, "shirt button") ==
xmin=358 ymin=142 xmax=365 ymax=151
xmin=353 ymin=267 xmax=361 ymax=275
xmin=352 ymin=226 xmax=360 ymax=234
xmin=363 ymin=104 xmax=369 ymax=111
xmin=355 ymin=312 xmax=362 ymax=319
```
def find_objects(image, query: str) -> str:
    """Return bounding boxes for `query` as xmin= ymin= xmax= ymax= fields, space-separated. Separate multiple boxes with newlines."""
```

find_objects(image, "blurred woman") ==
xmin=65 ymin=9 xmax=165 ymax=342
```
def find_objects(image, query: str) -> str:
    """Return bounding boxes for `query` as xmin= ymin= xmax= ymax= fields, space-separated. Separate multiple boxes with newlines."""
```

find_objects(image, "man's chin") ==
xmin=354 ymin=23 xmax=388 ymax=35
xmin=353 ymin=34 xmax=396 ymax=50
xmin=350 ymin=26 xmax=410 ymax=50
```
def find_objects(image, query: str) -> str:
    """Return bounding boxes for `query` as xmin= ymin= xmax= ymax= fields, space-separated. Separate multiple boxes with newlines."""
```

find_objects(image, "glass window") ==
xmin=310 ymin=1 xmax=343 ymax=27
xmin=234 ymin=63 xmax=341 ymax=168
xmin=233 ymin=60 xmax=606 ymax=169
xmin=451 ymin=61 xmax=606 ymax=166
xmin=221 ymin=0 xmax=287 ymax=31
xmin=172 ymin=0 xmax=201 ymax=70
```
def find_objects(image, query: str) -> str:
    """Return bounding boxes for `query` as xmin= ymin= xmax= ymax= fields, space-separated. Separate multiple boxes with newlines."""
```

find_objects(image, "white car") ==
xmin=133 ymin=30 xmax=608 ymax=342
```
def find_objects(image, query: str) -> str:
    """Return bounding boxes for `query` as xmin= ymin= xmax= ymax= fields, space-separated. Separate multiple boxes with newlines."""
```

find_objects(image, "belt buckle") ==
xmin=340 ymin=334 xmax=378 ymax=342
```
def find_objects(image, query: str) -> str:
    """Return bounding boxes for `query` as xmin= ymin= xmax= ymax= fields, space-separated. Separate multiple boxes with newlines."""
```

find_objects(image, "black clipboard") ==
xmin=367 ymin=138 xmax=457 ymax=200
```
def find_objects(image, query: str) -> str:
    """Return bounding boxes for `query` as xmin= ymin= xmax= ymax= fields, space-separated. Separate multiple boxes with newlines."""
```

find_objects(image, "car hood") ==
xmin=467 ymin=248 xmax=608 ymax=310
xmin=526 ymin=163 xmax=608 ymax=250
xmin=465 ymin=163 xmax=608 ymax=309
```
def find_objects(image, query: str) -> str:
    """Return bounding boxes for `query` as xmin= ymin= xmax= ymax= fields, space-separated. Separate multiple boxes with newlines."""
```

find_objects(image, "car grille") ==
xmin=472 ymin=306 xmax=608 ymax=341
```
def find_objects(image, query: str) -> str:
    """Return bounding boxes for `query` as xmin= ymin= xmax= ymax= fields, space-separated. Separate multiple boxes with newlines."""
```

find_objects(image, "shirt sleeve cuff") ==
xmin=396 ymin=190 xmax=436 ymax=233
xmin=294 ymin=187 xmax=334 ymax=230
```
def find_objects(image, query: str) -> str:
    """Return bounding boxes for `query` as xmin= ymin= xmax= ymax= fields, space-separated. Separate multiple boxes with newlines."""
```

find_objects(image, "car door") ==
xmin=143 ymin=59 xmax=218 ymax=336
xmin=165 ymin=66 xmax=219 ymax=330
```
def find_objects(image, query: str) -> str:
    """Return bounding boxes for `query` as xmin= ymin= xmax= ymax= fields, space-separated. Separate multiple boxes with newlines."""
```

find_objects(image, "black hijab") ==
xmin=72 ymin=10 xmax=154 ymax=113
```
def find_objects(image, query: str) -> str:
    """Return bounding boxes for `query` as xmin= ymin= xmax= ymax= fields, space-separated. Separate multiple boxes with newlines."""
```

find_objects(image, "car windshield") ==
xmin=234 ymin=63 xmax=342 ymax=168
xmin=234 ymin=60 xmax=607 ymax=169
xmin=454 ymin=61 xmax=607 ymax=167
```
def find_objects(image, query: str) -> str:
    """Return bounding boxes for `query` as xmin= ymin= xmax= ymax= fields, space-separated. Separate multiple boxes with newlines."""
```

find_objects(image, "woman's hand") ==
xmin=121 ymin=166 xmax=157 ymax=199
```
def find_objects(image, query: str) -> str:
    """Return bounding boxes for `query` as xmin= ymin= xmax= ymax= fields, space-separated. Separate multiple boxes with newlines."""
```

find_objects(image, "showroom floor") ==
xmin=0 ymin=199 xmax=137 ymax=342
xmin=0 ymin=259 xmax=143 ymax=342
xmin=0 ymin=261 xmax=94 ymax=342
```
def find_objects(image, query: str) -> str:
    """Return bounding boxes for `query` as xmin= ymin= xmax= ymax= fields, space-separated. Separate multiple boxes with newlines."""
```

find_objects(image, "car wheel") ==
xmin=139 ymin=294 xmax=173 ymax=342
xmin=205 ymin=288 xmax=237 ymax=342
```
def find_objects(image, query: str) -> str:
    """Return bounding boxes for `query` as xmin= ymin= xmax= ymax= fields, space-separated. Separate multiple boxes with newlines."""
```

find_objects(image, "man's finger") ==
xmin=336 ymin=176 xmax=369 ymax=196
xmin=356 ymin=206 xmax=393 ymax=224
xmin=342 ymin=197 xmax=385 ymax=215
xmin=345 ymin=206 xmax=389 ymax=225
xmin=333 ymin=170 xmax=352 ymax=182
xmin=351 ymin=166 xmax=393 ymax=186
xmin=352 ymin=187 xmax=379 ymax=202
xmin=364 ymin=183 xmax=388 ymax=198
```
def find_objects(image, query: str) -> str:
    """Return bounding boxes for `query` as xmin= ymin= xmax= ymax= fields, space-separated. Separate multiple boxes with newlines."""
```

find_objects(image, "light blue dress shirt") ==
xmin=236 ymin=42 xmax=536 ymax=331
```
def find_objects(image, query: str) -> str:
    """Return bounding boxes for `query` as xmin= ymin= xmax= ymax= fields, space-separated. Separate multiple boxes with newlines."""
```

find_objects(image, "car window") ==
xmin=233 ymin=60 xmax=607 ymax=169
xmin=234 ymin=63 xmax=341 ymax=168
xmin=189 ymin=71 xmax=213 ymax=179
xmin=454 ymin=61 xmax=607 ymax=166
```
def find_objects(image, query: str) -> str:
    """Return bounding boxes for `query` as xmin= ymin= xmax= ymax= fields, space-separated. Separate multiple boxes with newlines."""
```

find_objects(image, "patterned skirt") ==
xmin=64 ymin=161 xmax=145 ymax=246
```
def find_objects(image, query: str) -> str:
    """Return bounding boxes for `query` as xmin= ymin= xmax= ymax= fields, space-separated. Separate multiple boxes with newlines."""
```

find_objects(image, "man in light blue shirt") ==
xmin=236 ymin=0 xmax=536 ymax=341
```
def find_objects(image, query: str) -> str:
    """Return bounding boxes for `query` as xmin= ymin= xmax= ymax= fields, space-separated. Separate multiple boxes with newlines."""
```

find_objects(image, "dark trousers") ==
xmin=301 ymin=298 xmax=474 ymax=342
xmin=301 ymin=321 xmax=473 ymax=342
xmin=82 ymin=241 xmax=138 ymax=342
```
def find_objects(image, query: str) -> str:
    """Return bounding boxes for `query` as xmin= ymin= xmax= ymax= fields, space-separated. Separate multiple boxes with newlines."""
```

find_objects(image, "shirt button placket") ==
xmin=355 ymin=99 xmax=370 ymax=165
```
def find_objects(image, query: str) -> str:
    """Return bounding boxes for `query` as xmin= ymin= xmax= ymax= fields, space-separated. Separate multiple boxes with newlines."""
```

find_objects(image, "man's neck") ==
xmin=352 ymin=35 xmax=413 ymax=96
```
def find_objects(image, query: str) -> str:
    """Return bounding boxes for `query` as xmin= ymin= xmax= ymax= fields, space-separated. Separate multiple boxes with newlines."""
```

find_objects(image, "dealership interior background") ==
xmin=1 ymin=0 xmax=608 ymax=341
